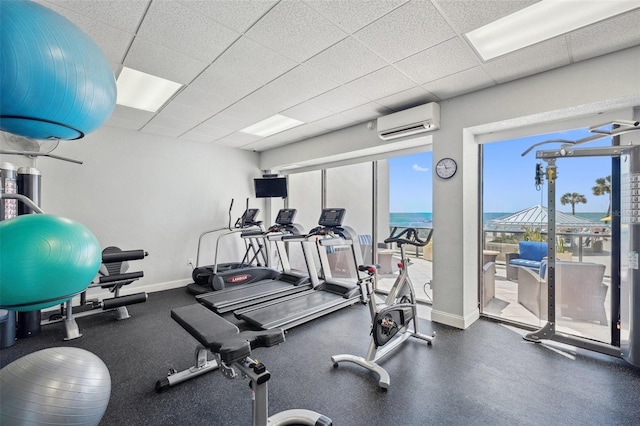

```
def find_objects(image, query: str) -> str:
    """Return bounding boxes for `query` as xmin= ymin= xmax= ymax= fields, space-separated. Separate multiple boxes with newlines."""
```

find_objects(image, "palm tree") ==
xmin=592 ymin=175 xmax=612 ymax=217
xmin=560 ymin=192 xmax=587 ymax=215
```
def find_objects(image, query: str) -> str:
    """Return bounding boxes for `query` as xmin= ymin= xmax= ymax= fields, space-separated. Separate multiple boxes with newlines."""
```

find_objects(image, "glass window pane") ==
xmin=286 ymin=170 xmax=322 ymax=274
xmin=381 ymin=152 xmax=433 ymax=305
xmin=326 ymin=163 xmax=373 ymax=277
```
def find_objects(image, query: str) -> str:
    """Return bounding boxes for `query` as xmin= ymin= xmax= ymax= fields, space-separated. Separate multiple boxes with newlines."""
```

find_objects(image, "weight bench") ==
xmin=159 ymin=303 xmax=331 ymax=426
xmin=43 ymin=246 xmax=149 ymax=340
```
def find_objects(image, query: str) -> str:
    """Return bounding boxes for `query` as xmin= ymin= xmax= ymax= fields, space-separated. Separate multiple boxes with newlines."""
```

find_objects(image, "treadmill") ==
xmin=234 ymin=208 xmax=366 ymax=330
xmin=196 ymin=209 xmax=319 ymax=314
xmin=187 ymin=204 xmax=271 ymax=295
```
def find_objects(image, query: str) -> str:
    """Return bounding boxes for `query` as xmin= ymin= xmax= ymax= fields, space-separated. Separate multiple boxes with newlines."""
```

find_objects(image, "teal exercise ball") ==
xmin=0 ymin=347 xmax=111 ymax=425
xmin=0 ymin=214 xmax=101 ymax=311
xmin=0 ymin=1 xmax=116 ymax=140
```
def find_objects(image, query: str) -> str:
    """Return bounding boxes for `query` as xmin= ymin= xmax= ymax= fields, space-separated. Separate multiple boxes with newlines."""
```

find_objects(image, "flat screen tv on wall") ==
xmin=254 ymin=177 xmax=287 ymax=198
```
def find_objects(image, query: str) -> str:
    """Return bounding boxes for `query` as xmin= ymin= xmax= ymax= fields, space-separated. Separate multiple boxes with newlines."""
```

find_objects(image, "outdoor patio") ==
xmin=374 ymin=245 xmax=612 ymax=343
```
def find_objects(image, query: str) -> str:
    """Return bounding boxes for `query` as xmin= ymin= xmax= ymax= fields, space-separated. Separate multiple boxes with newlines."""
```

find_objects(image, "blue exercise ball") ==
xmin=0 ymin=1 xmax=116 ymax=140
xmin=0 ymin=347 xmax=111 ymax=425
xmin=0 ymin=214 xmax=102 ymax=311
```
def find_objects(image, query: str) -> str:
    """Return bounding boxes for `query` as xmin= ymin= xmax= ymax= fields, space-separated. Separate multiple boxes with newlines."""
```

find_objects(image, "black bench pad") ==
xmin=171 ymin=304 xmax=284 ymax=364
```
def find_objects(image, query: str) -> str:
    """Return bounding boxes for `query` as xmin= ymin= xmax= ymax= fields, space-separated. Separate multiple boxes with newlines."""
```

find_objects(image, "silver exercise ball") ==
xmin=0 ymin=347 xmax=111 ymax=425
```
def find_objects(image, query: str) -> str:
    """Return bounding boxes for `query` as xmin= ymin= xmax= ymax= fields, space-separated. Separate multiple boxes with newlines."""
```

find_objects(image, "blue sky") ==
xmin=389 ymin=127 xmax=612 ymax=214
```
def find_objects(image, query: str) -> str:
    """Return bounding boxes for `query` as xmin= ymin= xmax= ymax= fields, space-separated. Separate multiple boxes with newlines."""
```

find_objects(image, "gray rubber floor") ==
xmin=2 ymin=287 xmax=640 ymax=425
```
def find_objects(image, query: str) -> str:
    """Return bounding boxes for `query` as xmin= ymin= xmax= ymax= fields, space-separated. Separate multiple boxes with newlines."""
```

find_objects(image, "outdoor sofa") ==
xmin=517 ymin=261 xmax=608 ymax=325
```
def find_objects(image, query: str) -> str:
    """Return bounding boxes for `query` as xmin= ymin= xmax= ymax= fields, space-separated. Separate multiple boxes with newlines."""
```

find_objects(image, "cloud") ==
xmin=412 ymin=164 xmax=429 ymax=172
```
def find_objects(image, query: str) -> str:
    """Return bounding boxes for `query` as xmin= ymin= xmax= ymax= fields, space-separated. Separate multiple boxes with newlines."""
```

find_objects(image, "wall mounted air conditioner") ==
xmin=376 ymin=102 xmax=440 ymax=141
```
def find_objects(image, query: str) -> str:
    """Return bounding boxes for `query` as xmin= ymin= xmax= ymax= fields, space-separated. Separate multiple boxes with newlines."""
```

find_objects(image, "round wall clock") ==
xmin=435 ymin=157 xmax=457 ymax=179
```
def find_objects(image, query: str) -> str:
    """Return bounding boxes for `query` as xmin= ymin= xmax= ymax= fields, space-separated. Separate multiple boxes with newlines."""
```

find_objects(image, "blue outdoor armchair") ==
xmin=505 ymin=241 xmax=548 ymax=281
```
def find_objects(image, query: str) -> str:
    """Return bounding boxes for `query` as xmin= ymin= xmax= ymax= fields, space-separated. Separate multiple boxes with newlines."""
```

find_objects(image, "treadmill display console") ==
xmin=237 ymin=208 xmax=260 ymax=227
xmin=318 ymin=208 xmax=346 ymax=227
xmin=275 ymin=209 xmax=297 ymax=225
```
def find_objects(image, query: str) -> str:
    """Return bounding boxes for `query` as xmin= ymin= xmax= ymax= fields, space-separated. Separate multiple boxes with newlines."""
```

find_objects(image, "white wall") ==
xmin=431 ymin=46 xmax=639 ymax=329
xmin=257 ymin=46 xmax=640 ymax=329
xmin=1 ymin=125 xmax=261 ymax=298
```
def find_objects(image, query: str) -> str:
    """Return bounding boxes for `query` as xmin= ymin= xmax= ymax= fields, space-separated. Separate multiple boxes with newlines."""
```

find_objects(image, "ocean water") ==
xmin=389 ymin=212 xmax=432 ymax=227
xmin=390 ymin=212 xmax=608 ymax=228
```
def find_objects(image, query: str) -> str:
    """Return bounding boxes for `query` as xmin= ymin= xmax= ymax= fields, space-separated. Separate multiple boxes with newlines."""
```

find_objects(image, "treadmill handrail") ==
xmin=195 ymin=225 xmax=263 ymax=269
xmin=318 ymin=237 xmax=352 ymax=247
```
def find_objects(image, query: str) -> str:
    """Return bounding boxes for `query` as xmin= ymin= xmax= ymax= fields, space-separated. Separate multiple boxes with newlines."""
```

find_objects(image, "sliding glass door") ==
xmin=481 ymin=127 xmax=615 ymax=344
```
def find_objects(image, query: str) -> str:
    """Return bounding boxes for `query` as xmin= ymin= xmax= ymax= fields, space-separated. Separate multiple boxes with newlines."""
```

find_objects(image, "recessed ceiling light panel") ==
xmin=116 ymin=67 xmax=183 ymax=112
xmin=240 ymin=114 xmax=305 ymax=137
xmin=466 ymin=0 xmax=640 ymax=61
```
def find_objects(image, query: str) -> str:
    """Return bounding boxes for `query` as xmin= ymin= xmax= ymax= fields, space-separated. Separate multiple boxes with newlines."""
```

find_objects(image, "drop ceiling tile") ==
xmin=239 ymin=138 xmax=287 ymax=152
xmin=156 ymin=102 xmax=213 ymax=127
xmin=180 ymin=0 xmax=278 ymax=34
xmin=219 ymin=100 xmax=276 ymax=130
xmin=244 ymin=123 xmax=330 ymax=151
xmin=395 ymin=38 xmax=480 ymax=84
xmin=245 ymin=1 xmax=347 ymax=62
xmin=137 ymin=1 xmax=240 ymax=63
xmin=304 ymin=37 xmax=387 ymax=84
xmin=179 ymin=130 xmax=216 ymax=143
xmin=312 ymin=114 xmax=358 ymax=131
xmin=266 ymin=65 xmax=340 ymax=103
xmin=105 ymin=116 xmax=143 ymax=131
xmin=422 ymin=66 xmax=494 ymax=99
xmin=282 ymin=103 xmax=334 ymax=123
xmin=483 ymin=37 xmax=571 ymax=84
xmin=309 ymin=87 xmax=371 ymax=113
xmin=570 ymin=10 xmax=640 ymax=62
xmin=149 ymin=113 xmax=201 ymax=134
xmin=345 ymin=66 xmax=417 ymax=100
xmin=39 ymin=0 xmax=148 ymax=33
xmin=125 ymin=37 xmax=209 ymax=84
xmin=109 ymin=63 xmax=122 ymax=75
xmin=304 ymin=0 xmax=408 ymax=33
xmin=212 ymin=37 xmax=297 ymax=85
xmin=171 ymin=85 xmax=231 ymax=117
xmin=172 ymin=64 xmax=263 ymax=112
xmin=200 ymin=113 xmax=256 ymax=133
xmin=188 ymin=122 xmax=235 ymax=140
xmin=197 ymin=62 xmax=264 ymax=95
xmin=214 ymin=132 xmax=263 ymax=148
xmin=435 ymin=0 xmax=538 ymax=34
xmin=340 ymin=102 xmax=393 ymax=123
xmin=110 ymin=105 xmax=155 ymax=123
xmin=144 ymin=115 xmax=196 ymax=133
xmin=355 ymin=0 xmax=454 ymax=63
xmin=141 ymin=123 xmax=186 ymax=139
xmin=38 ymin=1 xmax=133 ymax=64
xmin=375 ymin=87 xmax=438 ymax=111
xmin=241 ymin=85 xmax=301 ymax=114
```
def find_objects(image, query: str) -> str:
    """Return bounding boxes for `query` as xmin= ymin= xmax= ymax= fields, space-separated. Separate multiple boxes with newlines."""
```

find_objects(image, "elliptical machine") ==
xmin=331 ymin=227 xmax=435 ymax=389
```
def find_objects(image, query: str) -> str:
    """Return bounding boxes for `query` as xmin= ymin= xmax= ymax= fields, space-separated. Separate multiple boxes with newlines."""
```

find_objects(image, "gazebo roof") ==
xmin=486 ymin=205 xmax=603 ymax=229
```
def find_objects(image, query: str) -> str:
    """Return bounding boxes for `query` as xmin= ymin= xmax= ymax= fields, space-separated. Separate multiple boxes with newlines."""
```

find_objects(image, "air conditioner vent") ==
xmin=377 ymin=103 xmax=440 ymax=141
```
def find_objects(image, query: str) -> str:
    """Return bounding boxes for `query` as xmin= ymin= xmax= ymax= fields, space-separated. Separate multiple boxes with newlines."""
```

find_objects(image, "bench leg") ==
xmin=156 ymin=345 xmax=219 ymax=392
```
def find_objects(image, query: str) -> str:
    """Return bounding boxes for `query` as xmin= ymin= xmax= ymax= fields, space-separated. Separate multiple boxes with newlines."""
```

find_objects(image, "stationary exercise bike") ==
xmin=331 ymin=227 xmax=435 ymax=389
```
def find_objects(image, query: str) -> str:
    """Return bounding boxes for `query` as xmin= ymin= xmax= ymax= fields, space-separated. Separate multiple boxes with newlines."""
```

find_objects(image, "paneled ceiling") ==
xmin=37 ymin=0 xmax=640 ymax=152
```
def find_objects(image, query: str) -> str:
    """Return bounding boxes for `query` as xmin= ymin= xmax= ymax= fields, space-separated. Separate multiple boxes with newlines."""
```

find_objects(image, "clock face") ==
xmin=436 ymin=158 xmax=457 ymax=179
